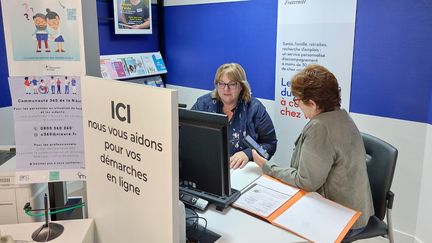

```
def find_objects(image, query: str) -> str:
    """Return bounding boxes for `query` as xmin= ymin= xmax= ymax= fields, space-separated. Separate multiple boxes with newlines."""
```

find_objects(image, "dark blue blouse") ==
xmin=191 ymin=93 xmax=277 ymax=160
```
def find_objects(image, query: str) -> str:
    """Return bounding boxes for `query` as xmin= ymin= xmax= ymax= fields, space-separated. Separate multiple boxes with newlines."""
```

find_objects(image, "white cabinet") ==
xmin=0 ymin=188 xmax=18 ymax=224
xmin=1 ymin=153 xmax=35 ymax=225
xmin=0 ymin=203 xmax=17 ymax=224
xmin=0 ymin=186 xmax=33 ymax=225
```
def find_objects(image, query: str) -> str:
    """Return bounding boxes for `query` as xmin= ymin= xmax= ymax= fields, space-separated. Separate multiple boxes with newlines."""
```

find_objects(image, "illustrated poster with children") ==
xmin=9 ymin=76 xmax=85 ymax=184
xmin=1 ymin=0 xmax=84 ymax=76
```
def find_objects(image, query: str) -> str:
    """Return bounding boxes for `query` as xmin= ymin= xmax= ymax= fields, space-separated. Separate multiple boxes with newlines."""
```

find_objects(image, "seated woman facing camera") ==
xmin=192 ymin=63 xmax=277 ymax=169
xmin=252 ymin=64 xmax=374 ymax=237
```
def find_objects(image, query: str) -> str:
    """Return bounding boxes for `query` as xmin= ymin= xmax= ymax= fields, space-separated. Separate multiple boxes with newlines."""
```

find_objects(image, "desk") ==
xmin=199 ymin=163 xmax=306 ymax=243
xmin=0 ymin=219 xmax=94 ymax=243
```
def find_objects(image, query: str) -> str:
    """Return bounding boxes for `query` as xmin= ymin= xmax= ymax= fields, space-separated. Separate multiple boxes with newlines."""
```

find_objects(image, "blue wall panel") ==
xmin=2 ymin=1 xmax=432 ymax=124
xmin=0 ymin=4 xmax=11 ymax=108
xmin=163 ymin=0 xmax=432 ymax=125
xmin=97 ymin=1 xmax=159 ymax=55
xmin=350 ymin=1 xmax=432 ymax=123
xmin=163 ymin=0 xmax=277 ymax=100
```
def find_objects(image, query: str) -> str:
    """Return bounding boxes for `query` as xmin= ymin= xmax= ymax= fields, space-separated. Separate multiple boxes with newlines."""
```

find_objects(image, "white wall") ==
xmin=171 ymin=84 xmax=430 ymax=243
xmin=0 ymin=106 xmax=15 ymax=146
xmin=167 ymin=85 xmax=207 ymax=109
xmin=414 ymin=124 xmax=432 ymax=243
xmin=351 ymin=113 xmax=426 ymax=242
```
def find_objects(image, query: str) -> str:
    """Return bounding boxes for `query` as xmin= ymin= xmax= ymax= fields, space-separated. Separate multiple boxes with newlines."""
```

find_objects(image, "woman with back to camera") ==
xmin=191 ymin=63 xmax=277 ymax=169
xmin=252 ymin=64 xmax=374 ymax=238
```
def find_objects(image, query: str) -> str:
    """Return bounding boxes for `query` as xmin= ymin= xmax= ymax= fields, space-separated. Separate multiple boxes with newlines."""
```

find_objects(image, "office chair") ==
xmin=343 ymin=133 xmax=398 ymax=243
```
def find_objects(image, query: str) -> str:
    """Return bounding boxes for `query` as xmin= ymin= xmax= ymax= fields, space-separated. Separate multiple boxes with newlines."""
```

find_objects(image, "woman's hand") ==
xmin=229 ymin=151 xmax=249 ymax=169
xmin=252 ymin=149 xmax=267 ymax=168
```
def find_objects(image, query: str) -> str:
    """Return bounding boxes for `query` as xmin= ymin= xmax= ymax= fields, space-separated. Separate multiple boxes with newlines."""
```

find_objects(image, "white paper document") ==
xmin=235 ymin=184 xmax=292 ymax=217
xmin=253 ymin=176 xmax=300 ymax=196
xmin=233 ymin=176 xmax=299 ymax=217
xmin=273 ymin=192 xmax=357 ymax=242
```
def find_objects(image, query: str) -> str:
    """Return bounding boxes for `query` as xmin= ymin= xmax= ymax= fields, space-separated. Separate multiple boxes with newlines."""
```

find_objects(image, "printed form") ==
xmin=234 ymin=176 xmax=299 ymax=217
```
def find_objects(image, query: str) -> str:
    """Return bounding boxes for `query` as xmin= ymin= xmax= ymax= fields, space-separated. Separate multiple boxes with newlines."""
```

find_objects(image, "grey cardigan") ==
xmin=262 ymin=109 xmax=374 ymax=229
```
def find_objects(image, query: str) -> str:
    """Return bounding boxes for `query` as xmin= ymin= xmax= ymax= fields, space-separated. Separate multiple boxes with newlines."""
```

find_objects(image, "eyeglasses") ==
xmin=293 ymin=97 xmax=301 ymax=106
xmin=216 ymin=81 xmax=239 ymax=89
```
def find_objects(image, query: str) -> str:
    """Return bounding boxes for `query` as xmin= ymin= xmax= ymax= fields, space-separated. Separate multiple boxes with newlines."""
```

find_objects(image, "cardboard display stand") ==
xmin=81 ymin=76 xmax=179 ymax=243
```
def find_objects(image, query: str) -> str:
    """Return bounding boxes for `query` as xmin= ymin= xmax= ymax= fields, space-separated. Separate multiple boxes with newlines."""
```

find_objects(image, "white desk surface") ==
xmin=0 ymin=219 xmax=94 ymax=243
xmin=199 ymin=163 xmax=306 ymax=243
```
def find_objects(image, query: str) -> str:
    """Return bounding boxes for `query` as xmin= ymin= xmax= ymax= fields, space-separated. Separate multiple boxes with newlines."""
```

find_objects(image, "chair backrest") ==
xmin=361 ymin=133 xmax=398 ymax=220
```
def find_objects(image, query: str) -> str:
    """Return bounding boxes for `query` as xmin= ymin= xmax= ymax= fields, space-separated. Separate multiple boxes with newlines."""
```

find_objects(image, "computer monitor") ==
xmin=178 ymin=108 xmax=231 ymax=197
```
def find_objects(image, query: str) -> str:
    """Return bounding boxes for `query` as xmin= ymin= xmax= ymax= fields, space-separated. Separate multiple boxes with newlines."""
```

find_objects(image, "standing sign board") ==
xmin=81 ymin=76 xmax=179 ymax=243
xmin=273 ymin=0 xmax=357 ymax=165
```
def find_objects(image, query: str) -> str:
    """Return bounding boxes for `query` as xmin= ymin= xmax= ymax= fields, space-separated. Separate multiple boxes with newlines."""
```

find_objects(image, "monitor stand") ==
xmin=180 ymin=187 xmax=241 ymax=212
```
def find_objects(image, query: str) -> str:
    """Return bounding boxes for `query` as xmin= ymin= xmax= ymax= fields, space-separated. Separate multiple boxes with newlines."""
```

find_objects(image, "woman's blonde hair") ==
xmin=211 ymin=63 xmax=252 ymax=103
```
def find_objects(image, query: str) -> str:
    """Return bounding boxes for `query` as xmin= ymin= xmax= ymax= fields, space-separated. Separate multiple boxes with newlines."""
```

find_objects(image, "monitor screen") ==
xmin=179 ymin=108 xmax=231 ymax=197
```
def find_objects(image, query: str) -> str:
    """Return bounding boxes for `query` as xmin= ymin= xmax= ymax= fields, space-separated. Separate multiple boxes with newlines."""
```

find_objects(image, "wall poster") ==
xmin=114 ymin=0 xmax=152 ymax=34
xmin=273 ymin=0 xmax=357 ymax=166
xmin=9 ymin=76 xmax=85 ymax=184
xmin=0 ymin=0 xmax=85 ymax=76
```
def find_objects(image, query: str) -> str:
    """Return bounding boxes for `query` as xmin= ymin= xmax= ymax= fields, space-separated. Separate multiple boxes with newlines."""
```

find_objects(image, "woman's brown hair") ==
xmin=291 ymin=64 xmax=341 ymax=112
